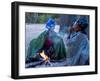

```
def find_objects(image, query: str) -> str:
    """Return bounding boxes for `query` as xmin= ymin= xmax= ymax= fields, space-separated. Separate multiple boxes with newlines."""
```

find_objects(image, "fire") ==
xmin=40 ymin=50 xmax=49 ymax=61
xmin=39 ymin=50 xmax=53 ymax=66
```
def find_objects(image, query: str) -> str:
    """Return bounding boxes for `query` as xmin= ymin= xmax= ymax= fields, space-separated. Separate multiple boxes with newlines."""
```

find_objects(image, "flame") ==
xmin=40 ymin=50 xmax=49 ymax=61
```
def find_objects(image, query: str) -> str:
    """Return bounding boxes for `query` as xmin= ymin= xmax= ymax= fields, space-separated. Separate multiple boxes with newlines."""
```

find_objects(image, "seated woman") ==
xmin=66 ymin=18 xmax=89 ymax=65
xmin=26 ymin=18 xmax=67 ymax=63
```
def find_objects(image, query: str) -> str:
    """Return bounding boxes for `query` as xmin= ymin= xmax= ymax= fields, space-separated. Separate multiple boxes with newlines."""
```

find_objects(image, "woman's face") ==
xmin=73 ymin=24 xmax=81 ymax=32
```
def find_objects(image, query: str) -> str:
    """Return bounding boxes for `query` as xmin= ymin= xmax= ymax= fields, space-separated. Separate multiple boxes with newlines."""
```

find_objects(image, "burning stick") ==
xmin=67 ymin=16 xmax=81 ymax=39
xmin=26 ymin=50 xmax=52 ymax=68
xmin=40 ymin=50 xmax=53 ymax=66
xmin=72 ymin=15 xmax=81 ymax=28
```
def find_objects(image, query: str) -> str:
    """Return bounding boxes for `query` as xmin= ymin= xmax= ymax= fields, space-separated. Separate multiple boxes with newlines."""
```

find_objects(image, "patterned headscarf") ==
xmin=46 ymin=18 xmax=56 ymax=29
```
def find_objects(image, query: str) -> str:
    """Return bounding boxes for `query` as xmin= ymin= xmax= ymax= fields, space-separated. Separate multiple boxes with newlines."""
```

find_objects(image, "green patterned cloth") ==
xmin=26 ymin=31 xmax=67 ymax=60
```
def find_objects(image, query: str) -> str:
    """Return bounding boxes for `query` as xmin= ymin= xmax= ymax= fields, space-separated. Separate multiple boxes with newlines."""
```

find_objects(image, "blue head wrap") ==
xmin=77 ymin=18 xmax=88 ymax=30
xmin=46 ymin=18 xmax=56 ymax=29
xmin=77 ymin=17 xmax=89 ymax=34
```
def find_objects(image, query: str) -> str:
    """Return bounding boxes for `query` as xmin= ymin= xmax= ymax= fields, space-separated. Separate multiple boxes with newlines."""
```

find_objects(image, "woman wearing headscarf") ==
xmin=66 ymin=18 xmax=89 ymax=65
xmin=26 ymin=18 xmax=67 ymax=63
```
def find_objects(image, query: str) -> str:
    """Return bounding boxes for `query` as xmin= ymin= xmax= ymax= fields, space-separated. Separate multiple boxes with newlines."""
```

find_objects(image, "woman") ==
xmin=66 ymin=18 xmax=89 ymax=65
xmin=26 ymin=18 xmax=67 ymax=63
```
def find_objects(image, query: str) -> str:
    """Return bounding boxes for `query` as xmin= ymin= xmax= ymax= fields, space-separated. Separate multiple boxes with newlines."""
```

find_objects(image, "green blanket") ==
xmin=27 ymin=31 xmax=67 ymax=60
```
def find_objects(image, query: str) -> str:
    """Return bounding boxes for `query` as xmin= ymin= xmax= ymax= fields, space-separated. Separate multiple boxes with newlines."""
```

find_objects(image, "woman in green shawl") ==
xmin=26 ymin=18 xmax=67 ymax=63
